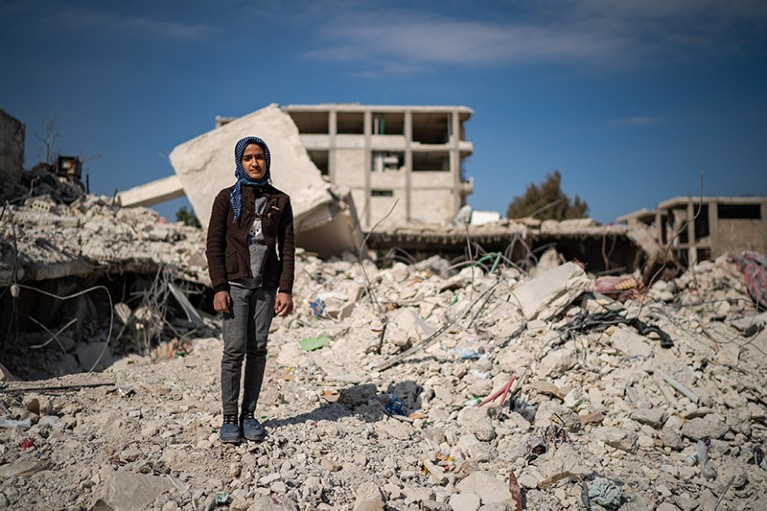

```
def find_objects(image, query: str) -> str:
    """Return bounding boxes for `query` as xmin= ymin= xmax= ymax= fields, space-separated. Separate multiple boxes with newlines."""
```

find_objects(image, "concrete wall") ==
xmin=0 ymin=109 xmax=24 ymax=198
xmin=716 ymin=219 xmax=767 ymax=257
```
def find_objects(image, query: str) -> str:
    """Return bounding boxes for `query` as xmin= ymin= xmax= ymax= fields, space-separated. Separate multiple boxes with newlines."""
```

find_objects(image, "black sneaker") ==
xmin=241 ymin=414 xmax=266 ymax=442
xmin=219 ymin=415 xmax=240 ymax=444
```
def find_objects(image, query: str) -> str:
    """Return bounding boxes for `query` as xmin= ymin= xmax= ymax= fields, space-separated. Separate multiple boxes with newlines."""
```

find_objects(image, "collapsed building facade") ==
xmin=620 ymin=197 xmax=767 ymax=266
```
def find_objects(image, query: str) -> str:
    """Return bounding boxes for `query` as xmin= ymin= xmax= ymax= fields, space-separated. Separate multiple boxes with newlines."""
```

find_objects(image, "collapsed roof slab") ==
xmin=366 ymin=219 xmax=650 ymax=274
xmin=168 ymin=104 xmax=365 ymax=258
xmin=117 ymin=175 xmax=185 ymax=209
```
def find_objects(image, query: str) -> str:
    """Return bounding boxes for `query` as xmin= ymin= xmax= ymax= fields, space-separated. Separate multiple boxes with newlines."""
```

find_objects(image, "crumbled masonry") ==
xmin=1 ymin=196 xmax=767 ymax=510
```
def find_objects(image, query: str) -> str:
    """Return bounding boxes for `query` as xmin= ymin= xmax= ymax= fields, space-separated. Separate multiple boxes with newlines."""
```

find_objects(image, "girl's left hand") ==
xmin=274 ymin=292 xmax=293 ymax=317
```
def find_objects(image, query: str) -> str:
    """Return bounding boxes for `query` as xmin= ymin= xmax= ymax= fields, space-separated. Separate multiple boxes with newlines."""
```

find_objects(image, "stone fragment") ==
xmin=511 ymin=262 xmax=593 ymax=321
xmin=596 ymin=426 xmax=638 ymax=454
xmin=92 ymin=468 xmax=175 ymax=511
xmin=448 ymin=492 xmax=480 ymax=511
xmin=630 ymin=408 xmax=667 ymax=429
xmin=680 ymin=414 xmax=729 ymax=440
xmin=456 ymin=407 xmax=495 ymax=442
xmin=352 ymin=481 xmax=385 ymax=511
xmin=609 ymin=325 xmax=653 ymax=358
xmin=539 ymin=345 xmax=578 ymax=376
xmin=455 ymin=471 xmax=512 ymax=506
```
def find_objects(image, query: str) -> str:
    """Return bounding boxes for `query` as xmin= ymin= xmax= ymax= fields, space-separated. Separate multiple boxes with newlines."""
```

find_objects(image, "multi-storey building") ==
xmin=217 ymin=104 xmax=474 ymax=230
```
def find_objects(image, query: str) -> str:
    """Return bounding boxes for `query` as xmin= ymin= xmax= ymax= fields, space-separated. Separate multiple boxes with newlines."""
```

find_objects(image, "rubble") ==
xmin=2 ymin=196 xmax=767 ymax=509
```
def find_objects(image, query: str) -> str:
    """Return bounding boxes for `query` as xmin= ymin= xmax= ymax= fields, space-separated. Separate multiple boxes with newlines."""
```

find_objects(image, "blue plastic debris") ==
xmin=385 ymin=397 xmax=405 ymax=416
xmin=309 ymin=297 xmax=326 ymax=316
xmin=454 ymin=347 xmax=482 ymax=360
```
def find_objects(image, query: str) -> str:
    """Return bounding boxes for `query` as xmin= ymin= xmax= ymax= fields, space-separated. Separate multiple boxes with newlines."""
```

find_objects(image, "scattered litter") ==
xmin=454 ymin=347 xmax=483 ymax=359
xmin=19 ymin=438 xmax=34 ymax=450
xmin=731 ymin=251 xmax=767 ymax=309
xmin=594 ymin=275 xmax=644 ymax=299
xmin=508 ymin=471 xmax=523 ymax=511
xmin=655 ymin=368 xmax=700 ymax=404
xmin=215 ymin=492 xmax=229 ymax=505
xmin=537 ymin=470 xmax=573 ymax=490
xmin=525 ymin=420 xmax=572 ymax=461
xmin=464 ymin=397 xmax=481 ymax=407
xmin=300 ymin=335 xmax=331 ymax=352
xmin=749 ymin=446 xmax=767 ymax=470
xmin=687 ymin=439 xmax=717 ymax=480
xmin=308 ymin=297 xmax=326 ymax=316
xmin=478 ymin=373 xmax=516 ymax=407
xmin=588 ymin=477 xmax=623 ymax=509
xmin=385 ymin=397 xmax=405 ymax=416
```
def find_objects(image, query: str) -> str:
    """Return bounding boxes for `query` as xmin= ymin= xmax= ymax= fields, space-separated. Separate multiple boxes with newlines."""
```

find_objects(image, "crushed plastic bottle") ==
xmin=385 ymin=397 xmax=405 ymax=416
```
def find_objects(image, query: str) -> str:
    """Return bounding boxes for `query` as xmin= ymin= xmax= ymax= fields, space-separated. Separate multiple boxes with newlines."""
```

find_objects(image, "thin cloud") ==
xmin=43 ymin=7 xmax=212 ymax=41
xmin=303 ymin=1 xmax=767 ymax=71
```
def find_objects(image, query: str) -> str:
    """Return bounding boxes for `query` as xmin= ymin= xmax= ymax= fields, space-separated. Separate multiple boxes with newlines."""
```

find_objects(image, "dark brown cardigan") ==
xmin=205 ymin=184 xmax=295 ymax=295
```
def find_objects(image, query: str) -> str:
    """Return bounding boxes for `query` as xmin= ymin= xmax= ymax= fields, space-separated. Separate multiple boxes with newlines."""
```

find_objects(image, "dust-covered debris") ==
xmin=1 ymin=202 xmax=767 ymax=509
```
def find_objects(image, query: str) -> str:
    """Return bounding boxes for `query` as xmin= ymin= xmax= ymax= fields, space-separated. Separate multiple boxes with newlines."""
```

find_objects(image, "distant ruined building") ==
xmin=619 ymin=196 xmax=767 ymax=266
xmin=220 ymin=104 xmax=474 ymax=230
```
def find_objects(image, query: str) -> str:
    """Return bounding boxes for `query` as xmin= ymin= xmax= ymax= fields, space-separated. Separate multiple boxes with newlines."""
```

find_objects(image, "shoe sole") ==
xmin=219 ymin=433 xmax=240 ymax=444
xmin=243 ymin=431 xmax=266 ymax=442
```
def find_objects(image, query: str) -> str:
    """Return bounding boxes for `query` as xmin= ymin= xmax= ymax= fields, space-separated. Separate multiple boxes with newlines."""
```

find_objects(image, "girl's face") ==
xmin=241 ymin=143 xmax=267 ymax=180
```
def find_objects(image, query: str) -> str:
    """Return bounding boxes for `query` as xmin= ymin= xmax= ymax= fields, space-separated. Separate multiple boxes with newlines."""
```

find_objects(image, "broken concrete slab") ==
xmin=91 ymin=468 xmax=176 ymax=511
xmin=167 ymin=103 xmax=365 ymax=258
xmin=511 ymin=261 xmax=592 ymax=320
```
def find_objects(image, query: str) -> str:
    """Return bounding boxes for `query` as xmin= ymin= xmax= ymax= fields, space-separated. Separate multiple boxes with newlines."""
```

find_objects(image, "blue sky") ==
xmin=2 ymin=0 xmax=766 ymax=224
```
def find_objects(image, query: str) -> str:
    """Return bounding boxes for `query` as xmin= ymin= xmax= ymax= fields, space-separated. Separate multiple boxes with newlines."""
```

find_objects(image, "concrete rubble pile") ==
xmin=0 ymin=194 xmax=216 ymax=377
xmin=1 ymin=245 xmax=766 ymax=510
xmin=0 ymin=194 xmax=208 ymax=286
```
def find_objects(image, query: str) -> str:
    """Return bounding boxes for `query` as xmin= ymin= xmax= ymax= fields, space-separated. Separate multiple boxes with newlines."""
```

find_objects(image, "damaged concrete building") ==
xmin=218 ymin=104 xmax=475 ymax=229
xmin=619 ymin=196 xmax=767 ymax=266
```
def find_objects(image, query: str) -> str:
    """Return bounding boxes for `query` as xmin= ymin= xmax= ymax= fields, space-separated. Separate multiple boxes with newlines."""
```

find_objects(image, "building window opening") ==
xmin=371 ymin=152 xmax=403 ymax=172
xmin=371 ymin=189 xmax=394 ymax=197
xmin=413 ymin=151 xmax=449 ymax=171
xmin=337 ymin=112 xmax=364 ymax=134
xmin=718 ymin=204 xmax=761 ymax=219
xmin=288 ymin=111 xmax=329 ymax=134
xmin=694 ymin=204 xmax=710 ymax=240
xmin=372 ymin=113 xmax=404 ymax=135
xmin=412 ymin=112 xmax=449 ymax=144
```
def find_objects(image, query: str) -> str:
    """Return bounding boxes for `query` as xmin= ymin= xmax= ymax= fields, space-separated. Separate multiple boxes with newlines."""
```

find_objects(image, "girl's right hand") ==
xmin=213 ymin=290 xmax=232 ymax=313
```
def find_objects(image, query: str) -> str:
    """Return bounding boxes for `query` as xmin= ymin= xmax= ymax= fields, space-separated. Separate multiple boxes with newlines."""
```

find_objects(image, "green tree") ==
xmin=176 ymin=206 xmax=201 ymax=228
xmin=506 ymin=170 xmax=589 ymax=220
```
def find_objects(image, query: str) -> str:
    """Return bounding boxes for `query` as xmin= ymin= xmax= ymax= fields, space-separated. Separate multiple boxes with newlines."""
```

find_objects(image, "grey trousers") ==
xmin=221 ymin=286 xmax=276 ymax=417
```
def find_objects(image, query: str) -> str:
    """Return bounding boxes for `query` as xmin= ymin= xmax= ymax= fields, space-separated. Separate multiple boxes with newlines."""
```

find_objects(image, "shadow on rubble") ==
xmin=263 ymin=380 xmax=424 ymax=429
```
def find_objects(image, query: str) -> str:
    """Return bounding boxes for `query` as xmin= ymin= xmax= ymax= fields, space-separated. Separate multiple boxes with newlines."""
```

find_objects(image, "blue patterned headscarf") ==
xmin=230 ymin=136 xmax=271 ymax=222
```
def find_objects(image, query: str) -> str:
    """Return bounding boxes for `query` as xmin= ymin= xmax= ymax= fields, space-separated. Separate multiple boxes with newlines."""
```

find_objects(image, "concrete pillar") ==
xmin=709 ymin=200 xmax=720 ymax=258
xmin=686 ymin=200 xmax=697 ymax=264
xmin=450 ymin=110 xmax=461 ymax=213
xmin=328 ymin=109 xmax=337 ymax=183
xmin=364 ymin=110 xmax=372 ymax=228
xmin=655 ymin=209 xmax=664 ymax=245
xmin=404 ymin=110 xmax=413 ymax=223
